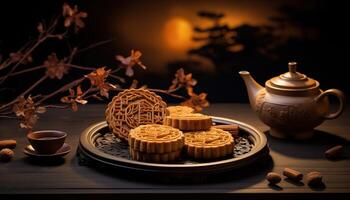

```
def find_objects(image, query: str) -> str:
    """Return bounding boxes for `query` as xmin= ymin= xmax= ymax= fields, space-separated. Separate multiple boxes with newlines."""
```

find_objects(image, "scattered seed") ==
xmin=0 ymin=148 xmax=14 ymax=162
xmin=283 ymin=168 xmax=303 ymax=181
xmin=325 ymin=145 xmax=343 ymax=159
xmin=266 ymin=172 xmax=282 ymax=184
xmin=306 ymin=171 xmax=323 ymax=186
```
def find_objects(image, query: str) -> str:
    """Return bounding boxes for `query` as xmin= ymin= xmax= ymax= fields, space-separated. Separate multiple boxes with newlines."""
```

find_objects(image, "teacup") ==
xmin=27 ymin=130 xmax=67 ymax=154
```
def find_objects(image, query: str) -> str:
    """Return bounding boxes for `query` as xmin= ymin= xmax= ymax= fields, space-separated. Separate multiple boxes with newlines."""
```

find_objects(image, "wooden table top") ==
xmin=1 ymin=104 xmax=349 ymax=200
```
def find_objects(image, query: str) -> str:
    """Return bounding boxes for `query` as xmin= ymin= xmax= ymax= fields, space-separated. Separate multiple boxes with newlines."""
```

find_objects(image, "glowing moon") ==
xmin=163 ymin=17 xmax=193 ymax=50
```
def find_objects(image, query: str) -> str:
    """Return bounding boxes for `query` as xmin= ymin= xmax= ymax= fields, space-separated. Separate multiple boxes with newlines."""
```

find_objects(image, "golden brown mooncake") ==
xmin=105 ymin=89 xmax=167 ymax=141
xmin=163 ymin=113 xmax=212 ymax=131
xmin=166 ymin=105 xmax=194 ymax=116
xmin=129 ymin=148 xmax=181 ymax=163
xmin=128 ymin=124 xmax=184 ymax=154
xmin=184 ymin=128 xmax=234 ymax=160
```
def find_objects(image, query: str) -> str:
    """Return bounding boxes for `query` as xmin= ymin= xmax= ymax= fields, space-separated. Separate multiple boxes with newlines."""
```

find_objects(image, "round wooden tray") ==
xmin=78 ymin=116 xmax=269 ymax=175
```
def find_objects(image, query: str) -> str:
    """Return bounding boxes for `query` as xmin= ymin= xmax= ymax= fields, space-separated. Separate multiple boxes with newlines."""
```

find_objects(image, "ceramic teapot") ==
xmin=239 ymin=62 xmax=345 ymax=139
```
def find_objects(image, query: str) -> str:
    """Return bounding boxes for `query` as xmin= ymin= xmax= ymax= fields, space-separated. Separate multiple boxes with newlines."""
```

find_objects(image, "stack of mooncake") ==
xmin=128 ymin=124 xmax=184 ymax=163
xmin=105 ymin=89 xmax=238 ymax=163
xmin=164 ymin=106 xmax=235 ymax=160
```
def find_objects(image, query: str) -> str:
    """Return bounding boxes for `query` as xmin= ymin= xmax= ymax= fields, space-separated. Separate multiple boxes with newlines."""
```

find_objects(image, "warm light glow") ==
xmin=163 ymin=17 xmax=193 ymax=50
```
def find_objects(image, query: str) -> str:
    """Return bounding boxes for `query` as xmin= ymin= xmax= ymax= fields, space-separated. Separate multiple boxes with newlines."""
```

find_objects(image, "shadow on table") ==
xmin=22 ymin=157 xmax=66 ymax=166
xmin=309 ymin=182 xmax=327 ymax=191
xmin=72 ymin=154 xmax=274 ymax=186
xmin=268 ymin=183 xmax=283 ymax=191
xmin=266 ymin=129 xmax=350 ymax=159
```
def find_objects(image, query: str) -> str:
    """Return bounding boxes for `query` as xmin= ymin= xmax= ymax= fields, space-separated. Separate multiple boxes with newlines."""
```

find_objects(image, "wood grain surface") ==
xmin=1 ymin=104 xmax=349 ymax=200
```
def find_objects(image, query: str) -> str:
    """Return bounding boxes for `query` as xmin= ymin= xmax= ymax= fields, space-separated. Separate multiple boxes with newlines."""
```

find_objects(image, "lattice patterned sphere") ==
xmin=105 ymin=89 xmax=167 ymax=141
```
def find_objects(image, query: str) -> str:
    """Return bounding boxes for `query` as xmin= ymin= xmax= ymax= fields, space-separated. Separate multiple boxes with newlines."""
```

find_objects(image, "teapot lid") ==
xmin=269 ymin=62 xmax=317 ymax=89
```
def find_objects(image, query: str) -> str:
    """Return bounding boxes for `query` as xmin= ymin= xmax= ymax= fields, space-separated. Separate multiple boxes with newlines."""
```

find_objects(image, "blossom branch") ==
xmin=109 ymin=74 xmax=125 ymax=83
xmin=0 ymin=2 xmax=209 ymax=132
xmin=0 ymin=65 xmax=45 ymax=80
xmin=76 ymin=39 xmax=115 ymax=55
xmin=0 ymin=39 xmax=43 ymax=85
xmin=147 ymin=88 xmax=186 ymax=99
xmin=0 ymin=15 xmax=68 ymax=85
xmin=67 ymin=64 xmax=96 ymax=71
xmin=36 ymin=77 xmax=85 ymax=105
xmin=0 ymin=74 xmax=48 ymax=112
xmin=44 ymin=105 xmax=69 ymax=109
xmin=0 ymin=115 xmax=17 ymax=119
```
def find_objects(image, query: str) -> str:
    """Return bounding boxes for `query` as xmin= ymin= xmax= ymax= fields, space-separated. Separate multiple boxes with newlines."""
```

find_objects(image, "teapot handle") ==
xmin=315 ymin=89 xmax=345 ymax=120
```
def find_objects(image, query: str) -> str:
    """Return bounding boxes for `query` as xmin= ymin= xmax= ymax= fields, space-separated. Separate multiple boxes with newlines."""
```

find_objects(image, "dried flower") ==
xmin=91 ymin=94 xmax=103 ymax=101
xmin=129 ymin=79 xmax=147 ymax=89
xmin=169 ymin=68 xmax=197 ymax=91
xmin=181 ymin=87 xmax=209 ymax=112
xmin=63 ymin=3 xmax=88 ymax=33
xmin=116 ymin=50 xmax=146 ymax=77
xmin=129 ymin=79 xmax=139 ymax=89
xmin=44 ymin=53 xmax=68 ymax=79
xmin=86 ymin=67 xmax=116 ymax=98
xmin=37 ymin=22 xmax=44 ymax=34
xmin=60 ymin=86 xmax=87 ymax=111
xmin=12 ymin=96 xmax=46 ymax=130
xmin=9 ymin=52 xmax=33 ymax=64
xmin=9 ymin=52 xmax=22 ymax=63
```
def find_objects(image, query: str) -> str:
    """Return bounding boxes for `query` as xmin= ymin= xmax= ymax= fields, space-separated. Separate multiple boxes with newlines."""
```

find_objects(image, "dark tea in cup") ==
xmin=27 ymin=130 xmax=67 ymax=154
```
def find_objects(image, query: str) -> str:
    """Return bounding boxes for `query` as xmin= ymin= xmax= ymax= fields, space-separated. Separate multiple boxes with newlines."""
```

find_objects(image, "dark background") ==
xmin=0 ymin=0 xmax=349 ymax=104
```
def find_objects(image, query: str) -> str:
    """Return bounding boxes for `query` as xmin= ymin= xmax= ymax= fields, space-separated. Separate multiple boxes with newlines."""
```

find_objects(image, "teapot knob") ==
xmin=288 ymin=61 xmax=297 ymax=73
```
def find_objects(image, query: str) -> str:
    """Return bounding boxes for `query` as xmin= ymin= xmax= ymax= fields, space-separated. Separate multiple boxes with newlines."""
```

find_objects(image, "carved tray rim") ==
xmin=78 ymin=116 xmax=269 ymax=174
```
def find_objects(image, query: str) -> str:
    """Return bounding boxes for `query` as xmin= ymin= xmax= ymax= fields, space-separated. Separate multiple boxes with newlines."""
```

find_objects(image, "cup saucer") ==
xmin=23 ymin=143 xmax=71 ymax=158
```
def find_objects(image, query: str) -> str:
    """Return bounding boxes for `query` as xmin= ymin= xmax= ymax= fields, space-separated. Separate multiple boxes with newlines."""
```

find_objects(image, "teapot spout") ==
xmin=239 ymin=71 xmax=263 ymax=110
